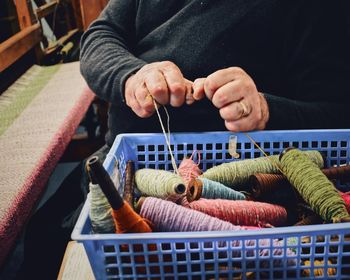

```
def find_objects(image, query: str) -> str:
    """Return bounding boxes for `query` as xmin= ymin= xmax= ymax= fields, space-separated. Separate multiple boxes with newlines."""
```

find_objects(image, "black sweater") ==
xmin=80 ymin=0 xmax=350 ymax=147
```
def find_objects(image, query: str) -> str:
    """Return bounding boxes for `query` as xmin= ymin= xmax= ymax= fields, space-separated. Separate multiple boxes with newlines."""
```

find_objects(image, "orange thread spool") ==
xmin=86 ymin=156 xmax=158 ymax=274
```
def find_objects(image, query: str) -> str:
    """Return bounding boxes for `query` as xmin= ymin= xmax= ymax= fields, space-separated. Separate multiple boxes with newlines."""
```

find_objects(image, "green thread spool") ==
xmin=202 ymin=150 xmax=324 ymax=190
xmin=135 ymin=168 xmax=186 ymax=201
xmin=280 ymin=148 xmax=350 ymax=222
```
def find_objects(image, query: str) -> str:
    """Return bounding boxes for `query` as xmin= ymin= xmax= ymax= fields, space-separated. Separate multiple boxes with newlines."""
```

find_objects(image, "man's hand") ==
xmin=125 ymin=61 xmax=193 ymax=117
xmin=192 ymin=67 xmax=269 ymax=131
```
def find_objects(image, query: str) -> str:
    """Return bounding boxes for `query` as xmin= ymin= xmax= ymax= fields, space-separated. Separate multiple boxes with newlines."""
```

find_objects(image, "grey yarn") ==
xmin=89 ymin=183 xmax=115 ymax=233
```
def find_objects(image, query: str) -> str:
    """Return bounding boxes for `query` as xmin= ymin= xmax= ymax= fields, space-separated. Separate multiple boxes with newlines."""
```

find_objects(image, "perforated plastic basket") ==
xmin=72 ymin=129 xmax=350 ymax=279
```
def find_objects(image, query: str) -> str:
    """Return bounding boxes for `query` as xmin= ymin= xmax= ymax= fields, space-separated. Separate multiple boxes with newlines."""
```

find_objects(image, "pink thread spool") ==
xmin=178 ymin=152 xmax=202 ymax=206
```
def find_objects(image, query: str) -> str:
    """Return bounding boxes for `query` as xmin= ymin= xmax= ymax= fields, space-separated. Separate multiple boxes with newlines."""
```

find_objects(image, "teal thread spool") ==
xmin=135 ymin=168 xmax=186 ymax=201
xmin=187 ymin=178 xmax=245 ymax=202
xmin=280 ymin=148 xmax=350 ymax=222
xmin=202 ymin=150 xmax=324 ymax=190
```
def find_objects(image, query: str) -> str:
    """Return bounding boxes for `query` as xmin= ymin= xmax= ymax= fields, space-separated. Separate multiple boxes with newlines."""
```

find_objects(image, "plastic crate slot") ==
xmin=312 ymin=141 xmax=318 ymax=148
xmin=331 ymin=141 xmax=338 ymax=148
xmin=106 ymin=267 xmax=119 ymax=276
xmin=331 ymin=150 xmax=338 ymax=158
xmin=103 ymin=245 xmax=116 ymax=253
xmin=302 ymin=141 xmax=309 ymax=148
xmin=205 ymin=143 xmax=213 ymax=150
xmin=158 ymin=145 xmax=165 ymax=151
xmin=215 ymin=143 xmax=223 ymax=150
xmin=177 ymin=153 xmax=184 ymax=161
xmin=283 ymin=141 xmax=290 ymax=148
xmin=273 ymin=142 xmax=280 ymax=149
xmin=292 ymin=141 xmax=299 ymax=148
xmin=137 ymin=145 xmax=145 ymax=152
xmin=137 ymin=154 xmax=145 ymax=161
xmin=321 ymin=141 xmax=328 ymax=148
xmin=105 ymin=256 xmax=117 ymax=265
xmin=254 ymin=152 xmax=261 ymax=158
xmin=341 ymin=141 xmax=348 ymax=147
xmin=138 ymin=163 xmax=145 ymax=169
xmin=225 ymin=152 xmax=231 ymax=160
xmin=148 ymin=164 xmax=155 ymax=169
xmin=215 ymin=153 xmax=223 ymax=160
xmin=186 ymin=144 xmax=193 ymax=150
xmin=340 ymin=150 xmax=347 ymax=157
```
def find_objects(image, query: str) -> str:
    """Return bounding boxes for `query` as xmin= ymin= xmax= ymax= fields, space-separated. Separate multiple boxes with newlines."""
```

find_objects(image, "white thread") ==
xmin=152 ymin=98 xmax=178 ymax=174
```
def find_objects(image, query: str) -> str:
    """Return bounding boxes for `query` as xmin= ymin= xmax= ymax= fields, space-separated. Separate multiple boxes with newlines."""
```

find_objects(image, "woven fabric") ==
xmin=0 ymin=62 xmax=95 ymax=266
xmin=0 ymin=65 xmax=60 ymax=136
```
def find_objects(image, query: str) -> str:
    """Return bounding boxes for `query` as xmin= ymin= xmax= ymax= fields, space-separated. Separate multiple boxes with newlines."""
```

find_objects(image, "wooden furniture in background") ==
xmin=80 ymin=0 xmax=108 ymax=30
xmin=0 ymin=0 xmax=42 ymax=73
xmin=0 ymin=23 xmax=42 ymax=72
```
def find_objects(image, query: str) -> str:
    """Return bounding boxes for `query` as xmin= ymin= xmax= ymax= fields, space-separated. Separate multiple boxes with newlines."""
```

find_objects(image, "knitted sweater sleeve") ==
xmin=265 ymin=1 xmax=350 ymax=130
xmin=80 ymin=0 xmax=146 ymax=105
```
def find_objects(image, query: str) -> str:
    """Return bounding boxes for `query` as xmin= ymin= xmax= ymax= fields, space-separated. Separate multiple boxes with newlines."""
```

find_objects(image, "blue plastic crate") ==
xmin=72 ymin=129 xmax=350 ymax=279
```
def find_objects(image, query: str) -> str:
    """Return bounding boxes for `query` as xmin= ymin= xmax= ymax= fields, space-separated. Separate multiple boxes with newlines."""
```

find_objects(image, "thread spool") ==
xmin=178 ymin=153 xmax=202 ymax=186
xmin=123 ymin=160 xmax=135 ymax=208
xmin=249 ymin=173 xmax=304 ymax=208
xmin=175 ymin=155 xmax=203 ymax=206
xmin=202 ymin=150 xmax=323 ymax=190
xmin=137 ymin=197 xmax=251 ymax=232
xmin=251 ymin=165 xmax=350 ymax=199
xmin=279 ymin=148 xmax=350 ymax=222
xmin=86 ymin=156 xmax=124 ymax=210
xmin=87 ymin=183 xmax=115 ymax=233
xmin=250 ymin=173 xmax=292 ymax=199
xmin=86 ymin=156 xmax=153 ymax=234
xmin=189 ymin=198 xmax=288 ymax=227
xmin=340 ymin=191 xmax=350 ymax=213
xmin=187 ymin=178 xmax=245 ymax=202
xmin=322 ymin=165 xmax=350 ymax=183
xmin=86 ymin=157 xmax=158 ymax=275
xmin=138 ymin=197 xmax=296 ymax=267
xmin=86 ymin=157 xmax=118 ymax=233
xmin=135 ymin=168 xmax=186 ymax=201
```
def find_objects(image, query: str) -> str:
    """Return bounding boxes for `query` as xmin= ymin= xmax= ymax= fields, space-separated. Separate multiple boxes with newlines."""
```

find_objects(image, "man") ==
xmin=80 ymin=0 xmax=350 ymax=150
xmin=21 ymin=1 xmax=350 ymax=279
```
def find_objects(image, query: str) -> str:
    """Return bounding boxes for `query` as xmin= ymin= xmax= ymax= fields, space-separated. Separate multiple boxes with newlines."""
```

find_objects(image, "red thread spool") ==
xmin=340 ymin=192 xmax=350 ymax=213
xmin=189 ymin=198 xmax=288 ymax=227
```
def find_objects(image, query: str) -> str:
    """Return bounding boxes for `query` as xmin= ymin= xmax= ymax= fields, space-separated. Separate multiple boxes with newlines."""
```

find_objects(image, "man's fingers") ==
xmin=211 ymin=80 xmax=245 ymax=108
xmin=144 ymin=70 xmax=169 ymax=105
xmin=204 ymin=67 xmax=246 ymax=99
xmin=192 ymin=78 xmax=205 ymax=100
xmin=134 ymin=84 xmax=155 ymax=115
xmin=161 ymin=62 xmax=186 ymax=106
xmin=219 ymin=100 xmax=252 ymax=121
xmin=184 ymin=79 xmax=195 ymax=105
